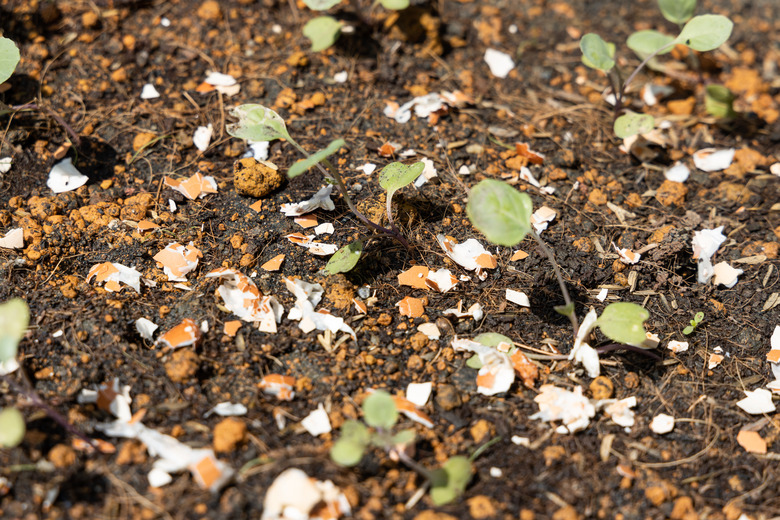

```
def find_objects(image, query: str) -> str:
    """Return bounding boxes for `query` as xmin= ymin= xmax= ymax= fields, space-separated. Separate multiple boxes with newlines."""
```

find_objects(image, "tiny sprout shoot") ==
xmin=705 ymin=85 xmax=736 ymax=118
xmin=302 ymin=16 xmax=342 ymax=52
xmin=579 ymin=33 xmax=616 ymax=72
xmin=302 ymin=0 xmax=341 ymax=9
xmin=324 ymin=240 xmax=363 ymax=275
xmin=683 ymin=312 xmax=704 ymax=335
xmin=379 ymin=161 xmax=424 ymax=227
xmin=596 ymin=302 xmax=650 ymax=347
xmin=0 ymin=37 xmax=20 ymax=85
xmin=0 ymin=298 xmax=29 ymax=362
xmin=658 ymin=0 xmax=696 ymax=25
xmin=288 ymin=138 xmax=345 ymax=178
xmin=330 ymin=420 xmax=370 ymax=467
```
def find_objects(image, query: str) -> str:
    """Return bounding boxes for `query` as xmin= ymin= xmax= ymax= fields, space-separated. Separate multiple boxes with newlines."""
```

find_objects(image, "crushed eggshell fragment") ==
xmin=736 ymin=388 xmax=775 ymax=415
xmin=285 ymin=233 xmax=338 ymax=256
xmin=598 ymin=397 xmax=637 ymax=428
xmin=261 ymin=468 xmax=350 ymax=520
xmin=397 ymin=296 xmax=425 ymax=318
xmin=259 ymin=374 xmax=296 ymax=401
xmin=737 ymin=430 xmax=767 ymax=454
xmin=708 ymin=353 xmax=724 ymax=369
xmin=77 ymin=379 xmax=133 ymax=422
xmin=392 ymin=395 xmax=433 ymax=428
xmin=294 ymin=215 xmax=318 ymax=229
xmin=443 ymin=301 xmax=484 ymax=321
xmin=135 ymin=317 xmax=159 ymax=341
xmin=613 ymin=243 xmax=641 ymax=264
xmin=650 ymin=414 xmax=675 ymax=434
xmin=206 ymin=268 xmax=283 ymax=332
xmin=47 ymin=158 xmax=89 ymax=193
xmin=153 ymin=242 xmax=202 ymax=281
xmin=692 ymin=226 xmax=727 ymax=284
xmin=164 ymin=172 xmax=218 ymax=200
xmin=510 ymin=250 xmax=529 ymax=261
xmin=484 ymin=48 xmax=515 ymax=78
xmin=506 ymin=289 xmax=530 ymax=307
xmin=223 ymin=320 xmax=241 ymax=337
xmin=693 ymin=148 xmax=735 ymax=172
xmin=0 ymin=228 xmax=23 ymax=249
xmin=406 ymin=382 xmax=432 ymax=407
xmin=425 ymin=268 xmax=458 ymax=293
xmin=530 ymin=384 xmax=595 ymax=434
xmin=204 ymin=402 xmax=248 ymax=418
xmin=156 ymin=318 xmax=201 ymax=349
xmin=712 ymin=261 xmax=743 ymax=288
xmin=530 ymin=206 xmax=556 ymax=234
xmin=452 ymin=337 xmax=515 ymax=395
xmin=193 ymin=124 xmax=213 ymax=152
xmin=285 ymin=277 xmax=356 ymax=339
xmin=436 ymin=235 xmax=497 ymax=279
xmin=261 ymin=254 xmax=285 ymax=271
xmin=280 ymin=186 xmax=335 ymax=216
xmin=417 ymin=322 xmax=441 ymax=340
xmin=87 ymin=262 xmax=142 ymax=293
xmin=398 ymin=266 xmax=429 ymax=289
xmin=664 ymin=162 xmax=690 ymax=182
xmin=667 ymin=340 xmax=689 ymax=353
xmin=301 ymin=403 xmax=331 ymax=436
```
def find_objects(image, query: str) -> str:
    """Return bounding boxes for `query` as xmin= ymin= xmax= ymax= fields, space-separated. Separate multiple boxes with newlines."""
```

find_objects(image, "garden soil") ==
xmin=1 ymin=0 xmax=780 ymax=518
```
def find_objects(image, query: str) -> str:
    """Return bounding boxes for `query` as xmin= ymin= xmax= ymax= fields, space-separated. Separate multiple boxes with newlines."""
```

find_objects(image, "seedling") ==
xmin=301 ymin=0 xmax=410 ymax=52
xmin=704 ymin=85 xmax=736 ymax=119
xmin=227 ymin=104 xmax=422 ymax=274
xmin=683 ymin=311 xmax=704 ymax=335
xmin=330 ymin=390 xmax=472 ymax=505
xmin=466 ymin=180 xmax=652 ymax=371
xmin=0 ymin=298 xmax=99 ymax=449
xmin=580 ymin=0 xmax=733 ymax=138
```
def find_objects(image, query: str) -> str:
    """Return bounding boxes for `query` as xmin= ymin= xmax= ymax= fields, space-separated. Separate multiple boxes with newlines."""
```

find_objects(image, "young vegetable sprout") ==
xmin=683 ymin=311 xmax=704 ymax=335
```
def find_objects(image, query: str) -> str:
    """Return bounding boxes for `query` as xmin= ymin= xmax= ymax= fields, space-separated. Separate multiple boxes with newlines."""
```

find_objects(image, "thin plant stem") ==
xmin=11 ymin=103 xmax=81 ymax=146
xmin=618 ymin=42 xmax=676 ymax=112
xmin=530 ymin=230 xmax=579 ymax=334
xmin=2 ymin=372 xmax=97 ymax=449
xmin=397 ymin=450 xmax=433 ymax=481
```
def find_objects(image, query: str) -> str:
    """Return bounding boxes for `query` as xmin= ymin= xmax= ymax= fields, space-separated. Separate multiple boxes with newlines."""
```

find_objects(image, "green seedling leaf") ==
xmin=0 ymin=298 xmax=29 ymax=362
xmin=683 ymin=325 xmax=694 ymax=335
xmin=324 ymin=240 xmax=363 ymax=275
xmin=378 ymin=0 xmax=409 ymax=9
xmin=580 ymin=33 xmax=616 ymax=72
xmin=658 ymin=0 xmax=696 ymax=24
xmin=288 ymin=138 xmax=345 ymax=178
xmin=0 ymin=37 xmax=20 ymax=85
xmin=226 ymin=104 xmax=289 ymax=142
xmin=627 ymin=30 xmax=675 ymax=59
xmin=379 ymin=161 xmax=425 ymax=194
xmin=597 ymin=302 xmax=649 ymax=347
xmin=613 ymin=111 xmax=654 ymax=139
xmin=705 ymin=85 xmax=736 ymax=118
xmin=390 ymin=429 xmax=416 ymax=447
xmin=303 ymin=16 xmax=342 ymax=52
xmin=674 ymin=14 xmax=733 ymax=52
xmin=303 ymin=0 xmax=341 ymax=10
xmin=466 ymin=179 xmax=532 ymax=247
xmin=694 ymin=312 xmax=704 ymax=323
xmin=555 ymin=302 xmax=575 ymax=318
xmin=0 ymin=407 xmax=25 ymax=447
xmin=430 ymin=456 xmax=472 ymax=506
xmin=363 ymin=390 xmax=398 ymax=430
xmin=330 ymin=439 xmax=367 ymax=466
xmin=468 ymin=332 xmax=514 ymax=369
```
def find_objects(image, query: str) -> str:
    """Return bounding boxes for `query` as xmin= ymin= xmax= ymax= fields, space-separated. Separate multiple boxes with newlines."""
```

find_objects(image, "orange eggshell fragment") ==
xmin=259 ymin=374 xmax=296 ymax=401
xmin=397 ymin=297 xmax=425 ymax=318
xmin=737 ymin=430 xmax=767 ymax=454
xmin=378 ymin=142 xmax=396 ymax=157
xmin=767 ymin=350 xmax=780 ymax=363
xmin=157 ymin=318 xmax=201 ymax=349
xmin=87 ymin=262 xmax=120 ymax=284
xmin=190 ymin=453 xmax=222 ymax=490
xmin=392 ymin=395 xmax=434 ymax=428
xmin=137 ymin=220 xmax=160 ymax=231
xmin=510 ymin=349 xmax=539 ymax=388
xmin=223 ymin=320 xmax=242 ymax=337
xmin=164 ymin=172 xmax=217 ymax=200
xmin=294 ymin=215 xmax=318 ymax=229
xmin=353 ymin=298 xmax=367 ymax=314
xmin=515 ymin=142 xmax=545 ymax=165
xmin=261 ymin=254 xmax=285 ymax=272
xmin=398 ymin=266 xmax=430 ymax=289
xmin=249 ymin=200 xmax=263 ymax=212
xmin=511 ymin=250 xmax=529 ymax=261
xmin=195 ymin=81 xmax=216 ymax=93
xmin=475 ymin=253 xmax=497 ymax=269
xmin=708 ymin=353 xmax=724 ymax=369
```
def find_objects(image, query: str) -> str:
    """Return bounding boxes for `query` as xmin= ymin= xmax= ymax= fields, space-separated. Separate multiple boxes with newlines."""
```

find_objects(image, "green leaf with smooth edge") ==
xmin=226 ymin=104 xmax=289 ymax=142
xmin=287 ymin=138 xmax=344 ymax=178
xmin=467 ymin=179 xmax=532 ymax=247
xmin=0 ymin=407 xmax=25 ymax=447
xmin=324 ymin=240 xmax=363 ymax=275
xmin=303 ymin=16 xmax=341 ymax=52
xmin=302 ymin=0 xmax=341 ymax=10
xmin=580 ymin=33 xmax=615 ymax=72
xmin=379 ymin=0 xmax=409 ymax=9
xmin=694 ymin=312 xmax=704 ymax=323
xmin=674 ymin=14 xmax=733 ymax=52
xmin=379 ymin=161 xmax=424 ymax=194
xmin=362 ymin=390 xmax=398 ymax=430
xmin=613 ymin=112 xmax=654 ymax=139
xmin=0 ymin=37 xmax=20 ymax=85
xmin=330 ymin=439 xmax=366 ymax=466
xmin=555 ymin=302 xmax=575 ymax=318
xmin=597 ymin=302 xmax=649 ymax=347
xmin=627 ymin=30 xmax=675 ymax=59
xmin=0 ymin=298 xmax=28 ymax=363
xmin=430 ymin=456 xmax=472 ymax=506
xmin=658 ymin=0 xmax=696 ymax=24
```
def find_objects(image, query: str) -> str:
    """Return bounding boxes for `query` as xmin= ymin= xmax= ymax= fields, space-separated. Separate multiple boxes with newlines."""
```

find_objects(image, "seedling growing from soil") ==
xmin=0 ymin=37 xmax=20 ymax=87
xmin=301 ymin=0 xmax=409 ymax=51
xmin=466 ymin=180 xmax=651 ymax=363
xmin=704 ymin=85 xmax=736 ymax=119
xmin=683 ymin=311 xmax=704 ymax=335
xmin=227 ymin=104 xmax=421 ymax=273
xmin=580 ymin=3 xmax=733 ymax=138
xmin=330 ymin=390 xmax=472 ymax=505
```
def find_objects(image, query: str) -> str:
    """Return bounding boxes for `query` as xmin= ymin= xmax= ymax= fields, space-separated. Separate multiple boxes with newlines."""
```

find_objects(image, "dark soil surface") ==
xmin=1 ymin=0 xmax=780 ymax=518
